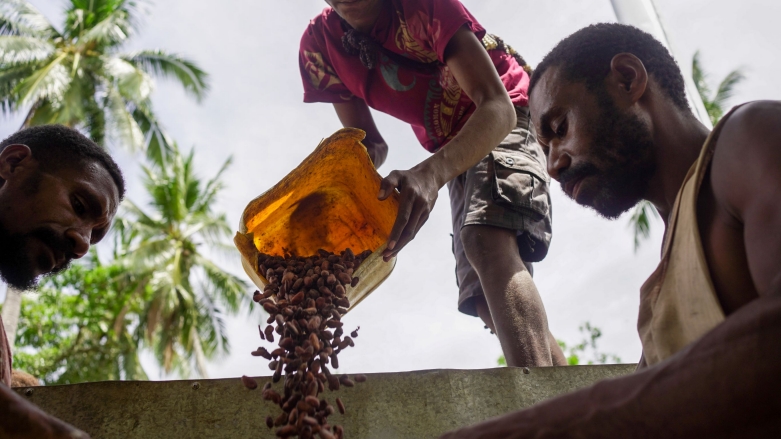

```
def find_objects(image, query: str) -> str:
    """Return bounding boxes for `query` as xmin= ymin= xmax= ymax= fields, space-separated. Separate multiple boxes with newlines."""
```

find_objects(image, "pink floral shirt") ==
xmin=299 ymin=0 xmax=530 ymax=152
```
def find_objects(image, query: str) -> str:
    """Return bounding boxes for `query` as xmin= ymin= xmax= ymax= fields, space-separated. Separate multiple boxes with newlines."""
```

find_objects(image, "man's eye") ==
xmin=72 ymin=198 xmax=86 ymax=215
xmin=555 ymin=119 xmax=568 ymax=137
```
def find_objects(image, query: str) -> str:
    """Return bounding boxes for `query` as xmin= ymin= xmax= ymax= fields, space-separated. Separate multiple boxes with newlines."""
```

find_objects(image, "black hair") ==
xmin=530 ymin=23 xmax=689 ymax=111
xmin=0 ymin=125 xmax=126 ymax=200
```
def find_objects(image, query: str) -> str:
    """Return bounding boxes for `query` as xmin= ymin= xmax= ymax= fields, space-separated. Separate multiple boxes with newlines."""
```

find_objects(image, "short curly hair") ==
xmin=530 ymin=23 xmax=689 ymax=111
xmin=0 ymin=125 xmax=125 ymax=200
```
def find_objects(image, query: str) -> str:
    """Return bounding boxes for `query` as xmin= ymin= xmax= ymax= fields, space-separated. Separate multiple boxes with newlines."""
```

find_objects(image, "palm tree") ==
xmin=628 ymin=51 xmax=745 ymax=251
xmin=0 ymin=0 xmax=208 ymax=161
xmin=692 ymin=50 xmax=746 ymax=126
xmin=0 ymin=0 xmax=208 ymax=352
xmin=115 ymin=144 xmax=249 ymax=378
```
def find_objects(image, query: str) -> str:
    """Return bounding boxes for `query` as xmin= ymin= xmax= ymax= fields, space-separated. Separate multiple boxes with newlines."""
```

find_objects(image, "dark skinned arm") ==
xmin=333 ymin=98 xmax=389 ymax=169
xmin=0 ymin=383 xmax=89 ymax=438
xmin=441 ymin=101 xmax=781 ymax=438
xmin=331 ymin=26 xmax=515 ymax=260
xmin=377 ymin=26 xmax=515 ymax=260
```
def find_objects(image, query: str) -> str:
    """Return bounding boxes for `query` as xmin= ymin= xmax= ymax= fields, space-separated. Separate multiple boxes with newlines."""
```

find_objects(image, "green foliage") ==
xmin=692 ymin=51 xmax=746 ymax=126
xmin=0 ymin=0 xmax=208 ymax=157
xmin=13 ymin=252 xmax=148 ymax=384
xmin=13 ymin=146 xmax=249 ymax=382
xmin=628 ymin=51 xmax=746 ymax=251
xmin=628 ymin=200 xmax=660 ymax=252
xmin=114 ymin=144 xmax=250 ymax=377
xmin=497 ymin=322 xmax=620 ymax=367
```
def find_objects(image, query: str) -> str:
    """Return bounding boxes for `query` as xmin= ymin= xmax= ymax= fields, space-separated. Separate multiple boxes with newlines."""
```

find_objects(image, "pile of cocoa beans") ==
xmin=243 ymin=248 xmax=371 ymax=438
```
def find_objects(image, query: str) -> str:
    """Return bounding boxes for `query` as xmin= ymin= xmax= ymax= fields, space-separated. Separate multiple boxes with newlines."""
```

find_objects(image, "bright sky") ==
xmin=2 ymin=0 xmax=779 ymax=379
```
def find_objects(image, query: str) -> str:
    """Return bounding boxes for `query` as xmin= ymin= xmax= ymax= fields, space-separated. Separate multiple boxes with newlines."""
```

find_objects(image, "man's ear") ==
xmin=0 ymin=144 xmax=35 ymax=183
xmin=606 ymin=53 xmax=648 ymax=107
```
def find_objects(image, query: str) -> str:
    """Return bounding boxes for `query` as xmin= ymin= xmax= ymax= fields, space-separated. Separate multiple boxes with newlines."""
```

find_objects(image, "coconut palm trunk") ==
xmin=1 ymin=286 xmax=23 ymax=349
xmin=191 ymin=327 xmax=209 ymax=379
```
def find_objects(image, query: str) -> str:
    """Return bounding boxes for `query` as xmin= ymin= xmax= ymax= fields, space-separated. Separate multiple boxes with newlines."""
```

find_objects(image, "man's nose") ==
xmin=65 ymin=228 xmax=91 ymax=259
xmin=546 ymin=143 xmax=571 ymax=182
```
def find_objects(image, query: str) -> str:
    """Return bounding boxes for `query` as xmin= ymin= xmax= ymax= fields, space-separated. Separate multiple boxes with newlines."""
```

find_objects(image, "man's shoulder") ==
xmin=710 ymin=100 xmax=781 ymax=213
xmin=716 ymin=101 xmax=781 ymax=152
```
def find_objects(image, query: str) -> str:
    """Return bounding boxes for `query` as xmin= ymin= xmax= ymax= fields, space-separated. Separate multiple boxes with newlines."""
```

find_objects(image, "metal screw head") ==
xmin=506 ymin=158 xmax=514 ymax=166
xmin=522 ymin=367 xmax=530 ymax=374
xmin=24 ymin=388 xmax=33 ymax=396
xmin=192 ymin=382 xmax=201 ymax=390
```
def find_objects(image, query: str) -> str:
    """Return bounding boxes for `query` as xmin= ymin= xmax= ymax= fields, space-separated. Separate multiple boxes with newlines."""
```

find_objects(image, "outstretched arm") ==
xmin=333 ymin=99 xmax=389 ymax=169
xmin=380 ymin=26 xmax=517 ymax=260
xmin=441 ymin=275 xmax=781 ymax=438
xmin=0 ymin=384 xmax=89 ymax=438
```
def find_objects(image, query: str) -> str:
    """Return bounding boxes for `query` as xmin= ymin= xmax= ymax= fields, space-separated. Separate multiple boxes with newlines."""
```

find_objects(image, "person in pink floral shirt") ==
xmin=300 ymin=0 xmax=566 ymax=366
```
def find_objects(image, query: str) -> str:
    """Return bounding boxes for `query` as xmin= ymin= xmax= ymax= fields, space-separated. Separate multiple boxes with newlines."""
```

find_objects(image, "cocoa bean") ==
xmin=354 ymin=374 xmax=367 ymax=383
xmin=265 ymin=325 xmax=275 ymax=343
xmin=338 ymin=375 xmax=354 ymax=388
xmin=350 ymin=277 xmax=359 ymax=287
xmin=291 ymin=291 xmax=305 ymax=305
xmin=263 ymin=302 xmax=279 ymax=314
xmin=336 ymin=397 xmax=345 ymax=415
xmin=252 ymin=347 xmax=272 ymax=360
xmin=330 ymin=353 xmax=339 ymax=369
xmin=241 ymin=375 xmax=258 ymax=390
xmin=336 ymin=272 xmax=352 ymax=285
xmin=305 ymin=395 xmax=321 ymax=407
xmin=266 ymin=415 xmax=274 ymax=429
xmin=310 ymin=333 xmax=321 ymax=352
xmin=276 ymin=425 xmax=296 ymax=437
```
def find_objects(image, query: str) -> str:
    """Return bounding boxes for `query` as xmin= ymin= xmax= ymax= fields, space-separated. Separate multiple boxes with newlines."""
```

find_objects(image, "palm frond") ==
xmin=628 ymin=200 xmax=659 ymax=252
xmin=104 ymin=56 xmax=153 ymax=102
xmin=691 ymin=50 xmax=710 ymax=104
xmin=0 ymin=36 xmax=54 ymax=64
xmin=132 ymin=102 xmax=175 ymax=165
xmin=78 ymin=7 xmax=131 ymax=47
xmin=122 ymin=49 xmax=209 ymax=102
xmin=0 ymin=0 xmax=60 ymax=38
xmin=15 ymin=52 xmax=70 ymax=108
xmin=713 ymin=69 xmax=746 ymax=108
xmin=0 ymin=61 xmax=41 ymax=114
xmin=104 ymin=84 xmax=145 ymax=151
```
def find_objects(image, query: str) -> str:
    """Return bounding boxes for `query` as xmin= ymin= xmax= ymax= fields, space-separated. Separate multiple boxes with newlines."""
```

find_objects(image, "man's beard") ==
xmin=0 ymin=225 xmax=74 ymax=290
xmin=559 ymin=89 xmax=657 ymax=219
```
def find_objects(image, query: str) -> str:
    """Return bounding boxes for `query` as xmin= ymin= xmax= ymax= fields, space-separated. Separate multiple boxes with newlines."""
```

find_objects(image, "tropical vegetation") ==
xmin=0 ymin=0 xmax=208 ymax=161
xmin=1 ymin=0 xmax=252 ymax=382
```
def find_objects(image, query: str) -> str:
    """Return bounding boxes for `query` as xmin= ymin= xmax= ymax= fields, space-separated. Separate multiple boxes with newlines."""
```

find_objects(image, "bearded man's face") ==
xmin=0 ymin=153 xmax=119 ymax=290
xmin=530 ymin=67 xmax=657 ymax=219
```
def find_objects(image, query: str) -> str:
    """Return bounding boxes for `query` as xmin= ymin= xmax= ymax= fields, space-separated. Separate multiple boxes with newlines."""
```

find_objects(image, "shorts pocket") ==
xmin=491 ymin=149 xmax=550 ymax=222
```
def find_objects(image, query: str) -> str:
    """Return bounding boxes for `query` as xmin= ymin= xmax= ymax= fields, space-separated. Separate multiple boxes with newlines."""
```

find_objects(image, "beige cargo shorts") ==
xmin=447 ymin=106 xmax=553 ymax=317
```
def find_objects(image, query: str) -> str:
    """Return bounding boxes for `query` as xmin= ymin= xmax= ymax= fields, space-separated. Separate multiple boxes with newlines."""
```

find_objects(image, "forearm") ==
xmin=0 ymin=384 xmax=77 ymax=438
xmin=363 ymin=137 xmax=388 ymax=169
xmin=419 ymin=97 xmax=516 ymax=188
xmin=444 ymin=288 xmax=781 ymax=438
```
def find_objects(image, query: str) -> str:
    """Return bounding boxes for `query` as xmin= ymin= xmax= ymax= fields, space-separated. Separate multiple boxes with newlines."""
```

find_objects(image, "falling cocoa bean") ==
xmin=335 ymin=398 xmax=345 ymax=415
xmin=241 ymin=375 xmax=258 ymax=390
